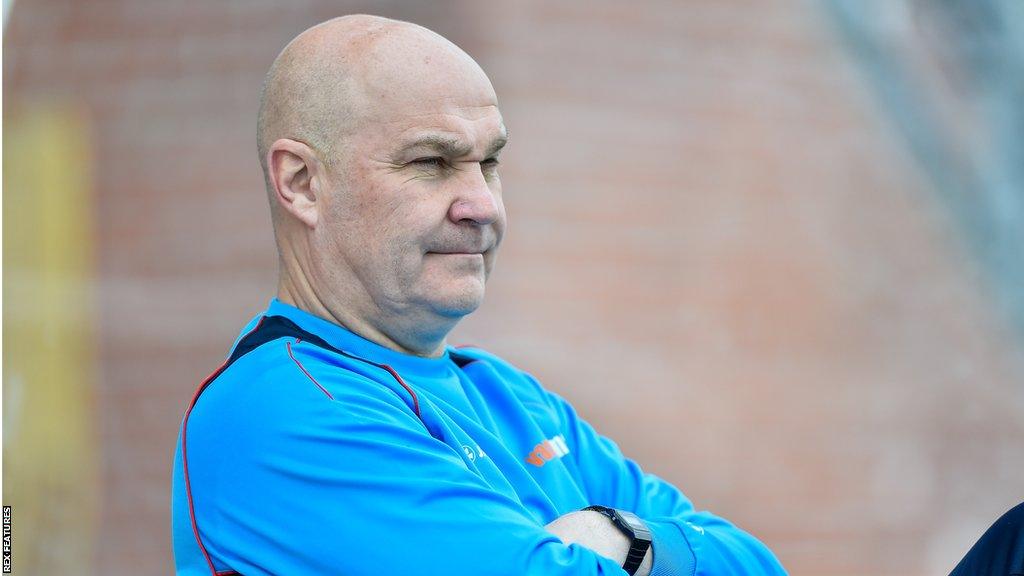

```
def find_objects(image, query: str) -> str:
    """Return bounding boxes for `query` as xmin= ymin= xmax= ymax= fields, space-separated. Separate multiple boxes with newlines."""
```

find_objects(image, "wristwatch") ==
xmin=584 ymin=505 xmax=652 ymax=575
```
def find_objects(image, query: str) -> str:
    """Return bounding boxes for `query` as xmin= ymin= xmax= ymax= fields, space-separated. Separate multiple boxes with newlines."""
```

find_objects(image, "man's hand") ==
xmin=545 ymin=510 xmax=653 ymax=576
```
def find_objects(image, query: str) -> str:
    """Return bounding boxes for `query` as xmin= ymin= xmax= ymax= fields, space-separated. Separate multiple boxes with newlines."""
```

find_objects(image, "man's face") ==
xmin=312 ymin=46 xmax=507 ymax=326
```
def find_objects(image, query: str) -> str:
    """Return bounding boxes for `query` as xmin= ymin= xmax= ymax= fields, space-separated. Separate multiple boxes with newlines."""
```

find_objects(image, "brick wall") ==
xmin=4 ymin=1 xmax=1023 ymax=574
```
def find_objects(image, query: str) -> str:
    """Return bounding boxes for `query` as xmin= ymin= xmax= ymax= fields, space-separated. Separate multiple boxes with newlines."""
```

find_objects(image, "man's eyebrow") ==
xmin=396 ymin=129 xmax=509 ymax=159
xmin=397 ymin=133 xmax=471 ymax=158
xmin=485 ymin=131 xmax=509 ymax=157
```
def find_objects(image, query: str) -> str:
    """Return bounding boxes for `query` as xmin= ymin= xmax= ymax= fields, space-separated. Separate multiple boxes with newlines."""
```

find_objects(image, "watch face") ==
xmin=618 ymin=511 xmax=652 ymax=541
xmin=619 ymin=511 xmax=645 ymax=530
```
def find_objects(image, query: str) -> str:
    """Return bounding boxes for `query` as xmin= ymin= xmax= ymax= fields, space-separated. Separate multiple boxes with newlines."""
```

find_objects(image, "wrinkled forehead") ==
xmin=350 ymin=29 xmax=504 ymax=146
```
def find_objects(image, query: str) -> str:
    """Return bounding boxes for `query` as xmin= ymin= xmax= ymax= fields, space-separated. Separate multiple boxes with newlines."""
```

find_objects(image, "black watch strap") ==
xmin=584 ymin=505 xmax=652 ymax=575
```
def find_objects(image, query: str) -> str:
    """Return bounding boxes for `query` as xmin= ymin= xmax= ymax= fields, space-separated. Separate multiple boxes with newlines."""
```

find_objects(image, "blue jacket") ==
xmin=172 ymin=299 xmax=786 ymax=575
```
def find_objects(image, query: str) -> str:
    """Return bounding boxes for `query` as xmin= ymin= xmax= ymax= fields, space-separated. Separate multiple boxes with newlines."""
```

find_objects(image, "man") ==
xmin=171 ymin=15 xmax=787 ymax=576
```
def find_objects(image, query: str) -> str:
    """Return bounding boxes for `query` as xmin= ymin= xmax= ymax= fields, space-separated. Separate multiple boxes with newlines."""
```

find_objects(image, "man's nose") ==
xmin=448 ymin=165 xmax=500 ymax=226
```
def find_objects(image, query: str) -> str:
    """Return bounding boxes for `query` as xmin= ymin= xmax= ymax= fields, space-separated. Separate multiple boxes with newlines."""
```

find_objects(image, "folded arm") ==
xmin=181 ymin=370 xmax=641 ymax=575
xmin=536 ymin=382 xmax=788 ymax=576
xmin=546 ymin=509 xmax=654 ymax=576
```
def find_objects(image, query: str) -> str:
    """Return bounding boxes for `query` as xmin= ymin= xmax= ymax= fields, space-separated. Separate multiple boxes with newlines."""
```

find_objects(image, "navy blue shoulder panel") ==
xmin=220 ymin=315 xmax=480 ymax=429
xmin=230 ymin=314 xmax=477 ymax=369
xmin=228 ymin=315 xmax=340 ymax=366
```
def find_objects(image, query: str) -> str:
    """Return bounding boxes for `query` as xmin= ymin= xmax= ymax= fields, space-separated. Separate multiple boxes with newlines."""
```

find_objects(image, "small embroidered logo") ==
xmin=525 ymin=434 xmax=570 ymax=467
xmin=463 ymin=444 xmax=487 ymax=462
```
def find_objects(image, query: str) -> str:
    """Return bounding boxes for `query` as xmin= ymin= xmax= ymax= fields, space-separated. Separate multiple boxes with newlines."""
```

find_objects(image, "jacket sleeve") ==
xmin=539 ymin=385 xmax=788 ymax=576
xmin=183 ymin=361 xmax=637 ymax=576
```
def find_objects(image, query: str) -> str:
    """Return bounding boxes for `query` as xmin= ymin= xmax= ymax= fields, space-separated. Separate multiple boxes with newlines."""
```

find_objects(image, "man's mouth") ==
xmin=427 ymin=246 xmax=489 ymax=255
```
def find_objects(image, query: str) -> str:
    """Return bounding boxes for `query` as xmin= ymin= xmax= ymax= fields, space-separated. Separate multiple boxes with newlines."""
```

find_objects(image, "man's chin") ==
xmin=424 ymin=285 xmax=486 ymax=319
xmin=434 ymin=295 xmax=485 ymax=319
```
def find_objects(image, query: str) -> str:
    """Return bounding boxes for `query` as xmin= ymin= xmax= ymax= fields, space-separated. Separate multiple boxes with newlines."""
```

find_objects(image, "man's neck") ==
xmin=276 ymin=275 xmax=449 ymax=358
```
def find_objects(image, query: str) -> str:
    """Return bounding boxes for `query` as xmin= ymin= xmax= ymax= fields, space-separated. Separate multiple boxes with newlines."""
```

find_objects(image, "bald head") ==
xmin=263 ymin=15 xmax=507 ymax=355
xmin=257 ymin=15 xmax=496 ymax=193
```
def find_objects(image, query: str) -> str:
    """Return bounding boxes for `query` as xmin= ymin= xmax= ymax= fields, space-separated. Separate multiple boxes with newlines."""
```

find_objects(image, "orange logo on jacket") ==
xmin=525 ymin=434 xmax=570 ymax=467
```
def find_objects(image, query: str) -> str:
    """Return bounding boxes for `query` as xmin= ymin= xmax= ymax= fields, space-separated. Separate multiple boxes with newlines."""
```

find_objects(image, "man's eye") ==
xmin=411 ymin=157 xmax=447 ymax=169
xmin=481 ymin=158 xmax=500 ymax=176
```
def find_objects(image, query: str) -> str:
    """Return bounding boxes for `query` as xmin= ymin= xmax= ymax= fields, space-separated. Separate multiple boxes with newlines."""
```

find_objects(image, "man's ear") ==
xmin=268 ymin=139 xmax=322 ymax=228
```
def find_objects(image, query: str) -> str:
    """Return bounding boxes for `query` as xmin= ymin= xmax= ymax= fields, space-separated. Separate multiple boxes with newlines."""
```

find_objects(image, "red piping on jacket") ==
xmin=180 ymin=315 xmax=427 ymax=575
xmin=287 ymin=338 xmax=335 ymax=400
xmin=181 ymin=317 xmax=265 ymax=576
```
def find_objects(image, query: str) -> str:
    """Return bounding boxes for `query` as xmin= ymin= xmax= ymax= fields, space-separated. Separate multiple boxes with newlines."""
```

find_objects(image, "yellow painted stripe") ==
xmin=3 ymin=105 xmax=98 ymax=575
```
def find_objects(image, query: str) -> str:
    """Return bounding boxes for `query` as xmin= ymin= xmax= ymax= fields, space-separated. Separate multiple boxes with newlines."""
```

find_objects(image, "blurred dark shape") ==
xmin=826 ymin=0 xmax=1024 ymax=340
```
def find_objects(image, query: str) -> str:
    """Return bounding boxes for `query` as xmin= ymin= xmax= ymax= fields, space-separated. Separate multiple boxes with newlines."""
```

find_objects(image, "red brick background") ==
xmin=4 ymin=1 xmax=1023 ymax=574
